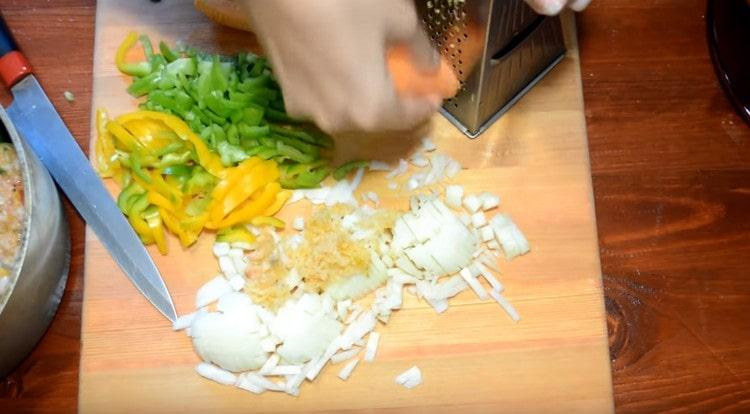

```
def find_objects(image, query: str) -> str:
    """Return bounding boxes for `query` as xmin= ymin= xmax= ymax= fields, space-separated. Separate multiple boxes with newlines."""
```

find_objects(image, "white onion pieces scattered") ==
xmin=196 ymin=362 xmax=237 ymax=385
xmin=395 ymin=366 xmax=423 ymax=389
xmin=181 ymin=142 xmax=531 ymax=397
xmin=337 ymin=358 xmax=360 ymax=381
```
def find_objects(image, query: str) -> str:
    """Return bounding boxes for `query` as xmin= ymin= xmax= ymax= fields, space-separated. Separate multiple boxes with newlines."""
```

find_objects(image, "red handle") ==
xmin=0 ymin=14 xmax=32 ymax=87
xmin=0 ymin=50 xmax=31 ymax=87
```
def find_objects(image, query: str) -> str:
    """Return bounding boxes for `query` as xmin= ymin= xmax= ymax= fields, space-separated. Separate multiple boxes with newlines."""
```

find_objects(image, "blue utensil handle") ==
xmin=0 ymin=14 xmax=32 ymax=87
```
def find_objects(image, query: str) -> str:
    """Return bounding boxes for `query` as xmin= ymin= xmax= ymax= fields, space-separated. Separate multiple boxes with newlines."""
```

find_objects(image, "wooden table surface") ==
xmin=0 ymin=0 xmax=748 ymax=412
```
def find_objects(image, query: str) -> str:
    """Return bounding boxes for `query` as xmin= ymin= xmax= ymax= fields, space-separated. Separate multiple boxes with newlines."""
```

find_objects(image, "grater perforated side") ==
xmin=417 ymin=0 xmax=567 ymax=138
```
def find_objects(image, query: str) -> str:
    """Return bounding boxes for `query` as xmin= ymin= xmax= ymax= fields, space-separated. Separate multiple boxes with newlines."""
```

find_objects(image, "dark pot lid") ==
xmin=707 ymin=0 xmax=750 ymax=125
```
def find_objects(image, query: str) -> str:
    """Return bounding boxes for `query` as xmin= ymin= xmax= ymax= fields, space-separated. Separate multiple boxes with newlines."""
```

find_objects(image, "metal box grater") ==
xmin=417 ymin=0 xmax=567 ymax=137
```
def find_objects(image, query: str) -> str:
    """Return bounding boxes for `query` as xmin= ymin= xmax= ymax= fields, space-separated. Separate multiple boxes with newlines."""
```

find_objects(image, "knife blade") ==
xmin=0 ymin=16 xmax=176 ymax=322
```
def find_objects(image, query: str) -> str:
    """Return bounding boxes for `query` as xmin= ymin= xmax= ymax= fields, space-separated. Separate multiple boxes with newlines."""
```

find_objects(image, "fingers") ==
xmin=525 ymin=0 xmax=592 ymax=15
xmin=525 ymin=0 xmax=567 ymax=15
xmin=568 ymin=0 xmax=592 ymax=12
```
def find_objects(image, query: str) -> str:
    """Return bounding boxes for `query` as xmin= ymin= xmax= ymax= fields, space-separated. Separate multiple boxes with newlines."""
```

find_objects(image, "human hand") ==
xmin=524 ymin=0 xmax=592 ymax=15
xmin=240 ymin=0 xmax=445 ymax=135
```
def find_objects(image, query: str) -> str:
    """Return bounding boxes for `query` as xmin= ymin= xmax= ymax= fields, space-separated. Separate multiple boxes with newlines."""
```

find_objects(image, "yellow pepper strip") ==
xmin=115 ymin=31 xmax=151 ymax=77
xmin=216 ymin=226 xmax=257 ymax=244
xmin=147 ymin=191 xmax=176 ymax=213
xmin=212 ymin=160 xmax=277 ymax=223
xmin=182 ymin=212 xmax=210 ymax=233
xmin=95 ymin=109 xmax=118 ymax=178
xmin=121 ymin=119 xmax=177 ymax=152
xmin=116 ymin=111 xmax=224 ymax=176
xmin=160 ymin=208 xmax=191 ymax=247
xmin=150 ymin=170 xmax=182 ymax=203
xmin=209 ymin=157 xmax=263 ymax=215
xmin=106 ymin=121 xmax=143 ymax=152
xmin=250 ymin=215 xmax=285 ymax=229
xmin=213 ymin=182 xmax=281 ymax=228
xmin=149 ymin=218 xmax=168 ymax=255
xmin=128 ymin=214 xmax=154 ymax=244
xmin=262 ymin=190 xmax=292 ymax=217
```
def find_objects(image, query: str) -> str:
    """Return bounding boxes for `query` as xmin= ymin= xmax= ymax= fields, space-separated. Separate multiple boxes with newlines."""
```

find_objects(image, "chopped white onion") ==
xmin=487 ymin=240 xmax=500 ymax=250
xmin=268 ymin=365 xmax=303 ymax=376
xmin=406 ymin=175 xmax=422 ymax=191
xmin=341 ymin=311 xmax=377 ymax=349
xmin=337 ymin=358 xmax=360 ymax=381
xmin=218 ymin=256 xmax=238 ymax=278
xmin=259 ymin=353 xmax=280 ymax=375
xmin=173 ymin=310 xmax=202 ymax=331
xmin=459 ymin=267 xmax=489 ymax=300
xmin=230 ymin=241 xmax=253 ymax=251
xmin=369 ymin=160 xmax=391 ymax=171
xmin=386 ymin=159 xmax=409 ymax=180
xmin=195 ymin=362 xmax=237 ymax=386
xmin=427 ymin=297 xmax=449 ymax=313
xmin=228 ymin=275 xmax=245 ymax=291
xmin=445 ymin=185 xmax=464 ymax=209
xmin=478 ymin=192 xmax=500 ymax=211
xmin=212 ymin=242 xmax=230 ymax=257
xmin=480 ymin=226 xmax=495 ymax=242
xmin=195 ymin=276 xmax=233 ymax=308
xmin=292 ymin=217 xmax=305 ymax=231
xmin=365 ymin=191 xmax=380 ymax=206
xmin=420 ymin=137 xmax=437 ymax=152
xmin=395 ymin=365 xmax=423 ymax=389
xmin=410 ymin=153 xmax=429 ymax=168
xmin=491 ymin=214 xmax=530 ymax=259
xmin=463 ymin=195 xmax=482 ymax=213
xmin=471 ymin=212 xmax=487 ymax=228
xmin=364 ymin=332 xmax=380 ymax=362
xmin=330 ymin=347 xmax=361 ymax=364
xmin=349 ymin=168 xmax=365 ymax=192
xmin=473 ymin=261 xmax=504 ymax=292
xmin=387 ymin=181 xmax=398 ymax=190
xmin=445 ymin=159 xmax=462 ymax=178
xmin=242 ymin=372 xmax=285 ymax=392
xmin=488 ymin=290 xmax=520 ymax=322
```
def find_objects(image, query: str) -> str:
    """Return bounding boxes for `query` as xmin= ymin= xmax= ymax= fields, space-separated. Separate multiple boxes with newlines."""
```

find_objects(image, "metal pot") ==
xmin=0 ymin=105 xmax=70 ymax=376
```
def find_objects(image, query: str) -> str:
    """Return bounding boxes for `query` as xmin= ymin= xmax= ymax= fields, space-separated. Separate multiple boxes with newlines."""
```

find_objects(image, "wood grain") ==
xmin=2 ymin=0 xmax=750 ymax=413
xmin=579 ymin=0 xmax=750 ymax=412
xmin=78 ymin=1 xmax=611 ymax=413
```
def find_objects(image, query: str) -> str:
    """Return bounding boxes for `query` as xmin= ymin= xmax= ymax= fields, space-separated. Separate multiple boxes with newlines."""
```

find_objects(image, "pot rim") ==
xmin=0 ymin=107 xmax=35 ymax=314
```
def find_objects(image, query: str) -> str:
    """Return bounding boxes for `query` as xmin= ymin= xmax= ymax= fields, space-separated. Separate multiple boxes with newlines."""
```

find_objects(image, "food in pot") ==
xmin=0 ymin=143 xmax=24 ymax=297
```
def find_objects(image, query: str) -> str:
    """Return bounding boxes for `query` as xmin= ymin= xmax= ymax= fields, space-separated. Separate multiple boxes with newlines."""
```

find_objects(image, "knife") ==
xmin=0 ymin=16 xmax=176 ymax=322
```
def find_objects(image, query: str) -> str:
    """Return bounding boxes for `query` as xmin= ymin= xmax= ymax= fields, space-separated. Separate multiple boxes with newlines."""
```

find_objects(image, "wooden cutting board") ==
xmin=80 ymin=1 xmax=613 ymax=412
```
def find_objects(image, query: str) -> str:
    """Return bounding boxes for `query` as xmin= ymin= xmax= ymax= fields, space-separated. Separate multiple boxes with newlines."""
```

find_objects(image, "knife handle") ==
xmin=0 ymin=14 xmax=32 ymax=88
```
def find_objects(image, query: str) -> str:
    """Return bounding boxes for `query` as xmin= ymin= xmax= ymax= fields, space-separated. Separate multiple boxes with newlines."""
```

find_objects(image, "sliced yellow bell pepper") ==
xmin=216 ymin=226 xmax=257 ymax=244
xmin=210 ymin=159 xmax=277 ymax=224
xmin=95 ymin=109 xmax=119 ymax=178
xmin=250 ymin=215 xmax=285 ymax=229
xmin=129 ymin=214 xmax=154 ymax=244
xmin=116 ymin=111 xmax=224 ymax=176
xmin=262 ymin=190 xmax=292 ymax=217
xmin=213 ymin=182 xmax=281 ymax=228
xmin=106 ymin=121 xmax=144 ymax=152
xmin=209 ymin=157 xmax=262 ymax=212
xmin=98 ymin=107 xmax=293 ymax=255
xmin=147 ymin=191 xmax=176 ymax=213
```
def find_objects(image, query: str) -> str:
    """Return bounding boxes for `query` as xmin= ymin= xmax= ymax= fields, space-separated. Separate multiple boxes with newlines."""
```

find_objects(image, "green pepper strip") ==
xmin=159 ymin=40 xmax=179 ymax=63
xmin=280 ymin=161 xmax=331 ymax=189
xmin=333 ymin=160 xmax=369 ymax=181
